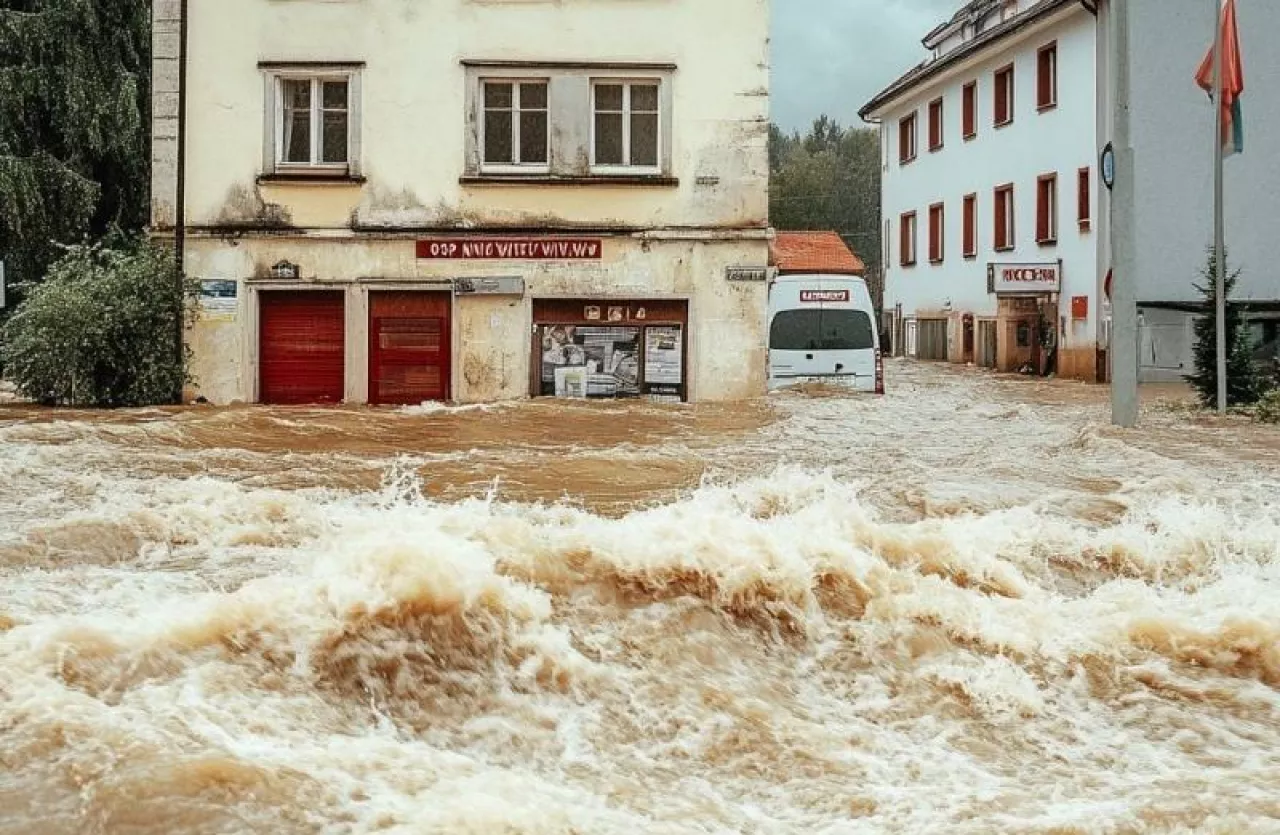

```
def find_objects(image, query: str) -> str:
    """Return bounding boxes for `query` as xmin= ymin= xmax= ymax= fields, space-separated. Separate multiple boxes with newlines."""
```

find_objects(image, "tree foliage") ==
xmin=769 ymin=116 xmax=882 ymax=284
xmin=0 ymin=0 xmax=151 ymax=300
xmin=1 ymin=239 xmax=193 ymax=407
xmin=1185 ymin=246 xmax=1265 ymax=407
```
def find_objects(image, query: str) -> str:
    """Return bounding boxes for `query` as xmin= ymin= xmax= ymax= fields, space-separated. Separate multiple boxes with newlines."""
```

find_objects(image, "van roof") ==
xmin=770 ymin=231 xmax=866 ymax=276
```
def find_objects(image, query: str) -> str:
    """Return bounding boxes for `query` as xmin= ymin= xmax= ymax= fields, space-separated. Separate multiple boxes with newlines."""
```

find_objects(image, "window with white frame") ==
xmin=482 ymin=80 xmax=549 ymax=170
xmin=592 ymin=80 xmax=661 ymax=171
xmin=263 ymin=65 xmax=362 ymax=177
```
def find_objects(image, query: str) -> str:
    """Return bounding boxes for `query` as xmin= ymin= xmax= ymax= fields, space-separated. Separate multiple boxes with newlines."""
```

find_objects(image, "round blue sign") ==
xmin=1100 ymin=142 xmax=1116 ymax=190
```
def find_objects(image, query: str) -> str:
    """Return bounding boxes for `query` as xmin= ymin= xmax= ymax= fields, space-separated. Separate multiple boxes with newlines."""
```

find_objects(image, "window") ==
xmin=1037 ymin=43 xmax=1058 ymax=110
xmin=928 ymin=98 xmax=944 ymax=151
xmin=770 ymin=309 xmax=876 ymax=351
xmin=898 ymin=113 xmax=918 ymax=164
xmin=884 ymin=218 xmax=892 ymax=267
xmin=263 ymin=65 xmax=363 ymax=177
xmin=1036 ymin=173 xmax=1058 ymax=244
xmin=592 ymin=81 xmax=661 ymax=171
xmin=1077 ymin=167 xmax=1091 ymax=231
xmin=963 ymin=193 xmax=977 ymax=258
xmin=929 ymin=202 xmax=945 ymax=263
xmin=994 ymin=184 xmax=1014 ymax=251
xmin=994 ymin=64 xmax=1014 ymax=127
xmin=900 ymin=211 xmax=918 ymax=266
xmin=482 ymin=81 xmax=549 ymax=170
xmin=962 ymin=82 xmax=977 ymax=140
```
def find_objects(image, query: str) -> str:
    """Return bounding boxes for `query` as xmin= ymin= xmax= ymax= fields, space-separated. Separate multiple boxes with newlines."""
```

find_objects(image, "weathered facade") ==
xmin=152 ymin=0 xmax=771 ymax=405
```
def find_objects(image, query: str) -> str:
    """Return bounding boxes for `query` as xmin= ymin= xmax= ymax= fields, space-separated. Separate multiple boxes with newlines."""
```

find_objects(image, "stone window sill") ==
xmin=257 ymin=173 xmax=367 ymax=186
xmin=459 ymin=174 xmax=679 ymax=188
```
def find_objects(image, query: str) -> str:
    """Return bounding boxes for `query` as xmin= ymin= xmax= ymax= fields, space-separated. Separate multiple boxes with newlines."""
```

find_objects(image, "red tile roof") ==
xmin=770 ymin=231 xmax=866 ymax=276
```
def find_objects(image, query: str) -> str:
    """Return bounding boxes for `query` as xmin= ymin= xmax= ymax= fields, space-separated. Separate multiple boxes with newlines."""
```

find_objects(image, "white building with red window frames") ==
xmin=150 ymin=0 xmax=770 ymax=406
xmin=861 ymin=0 xmax=1104 ymax=381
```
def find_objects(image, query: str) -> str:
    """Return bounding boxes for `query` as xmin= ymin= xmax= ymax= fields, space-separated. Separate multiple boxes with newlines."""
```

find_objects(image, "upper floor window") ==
xmin=900 ymin=211 xmax=918 ymax=266
xmin=592 ymin=81 xmax=661 ymax=172
xmin=261 ymin=64 xmax=364 ymax=178
xmin=928 ymin=202 xmax=945 ymax=263
xmin=1037 ymin=172 xmax=1058 ymax=244
xmin=962 ymin=82 xmax=977 ymax=140
xmin=898 ymin=112 xmax=918 ymax=164
xmin=963 ymin=193 xmax=977 ymax=258
xmin=1077 ymin=167 xmax=1092 ymax=231
xmin=483 ymin=80 xmax=549 ymax=171
xmin=928 ymin=98 xmax=944 ymax=151
xmin=994 ymin=184 xmax=1015 ymax=251
xmin=994 ymin=64 xmax=1014 ymax=127
xmin=1037 ymin=42 xmax=1058 ymax=110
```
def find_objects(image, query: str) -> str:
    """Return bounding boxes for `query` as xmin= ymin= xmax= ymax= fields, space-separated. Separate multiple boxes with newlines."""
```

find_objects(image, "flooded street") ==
xmin=2 ymin=360 xmax=1279 ymax=834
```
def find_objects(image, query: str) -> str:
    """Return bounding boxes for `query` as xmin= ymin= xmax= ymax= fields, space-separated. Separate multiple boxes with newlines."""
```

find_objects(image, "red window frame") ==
xmin=994 ymin=64 xmax=1014 ymax=127
xmin=928 ymin=98 xmax=944 ymax=151
xmin=994 ymin=184 xmax=1015 ymax=251
xmin=1037 ymin=42 xmax=1058 ymax=111
xmin=898 ymin=112 xmax=918 ymax=164
xmin=928 ymin=202 xmax=945 ymax=263
xmin=962 ymin=81 xmax=977 ymax=140
xmin=900 ymin=211 xmax=918 ymax=266
xmin=963 ymin=193 xmax=977 ymax=259
xmin=1036 ymin=173 xmax=1058 ymax=245
xmin=1077 ymin=167 xmax=1091 ymax=231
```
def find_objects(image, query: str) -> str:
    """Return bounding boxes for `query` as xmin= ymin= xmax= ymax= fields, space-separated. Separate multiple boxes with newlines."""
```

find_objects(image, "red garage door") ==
xmin=369 ymin=292 xmax=451 ymax=405
xmin=259 ymin=291 xmax=346 ymax=405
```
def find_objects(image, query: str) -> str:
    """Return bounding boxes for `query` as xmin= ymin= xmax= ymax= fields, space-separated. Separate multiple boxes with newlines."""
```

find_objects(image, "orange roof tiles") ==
xmin=770 ymin=231 xmax=866 ymax=276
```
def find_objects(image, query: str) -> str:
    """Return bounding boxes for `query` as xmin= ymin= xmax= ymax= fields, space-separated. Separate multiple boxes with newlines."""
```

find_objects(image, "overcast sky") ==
xmin=772 ymin=0 xmax=961 ymax=131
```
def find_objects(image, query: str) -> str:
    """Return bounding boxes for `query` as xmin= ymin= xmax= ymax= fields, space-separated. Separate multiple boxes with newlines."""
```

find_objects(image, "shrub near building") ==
xmin=1 ymin=240 xmax=194 ymax=407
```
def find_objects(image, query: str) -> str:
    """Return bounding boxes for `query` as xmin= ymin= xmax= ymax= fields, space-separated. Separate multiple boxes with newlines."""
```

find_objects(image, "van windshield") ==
xmin=770 ymin=309 xmax=875 ymax=351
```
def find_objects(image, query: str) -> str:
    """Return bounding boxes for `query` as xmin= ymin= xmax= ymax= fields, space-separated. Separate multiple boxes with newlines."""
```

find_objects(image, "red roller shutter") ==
xmin=259 ymin=291 xmax=346 ymax=405
xmin=369 ymin=292 xmax=451 ymax=405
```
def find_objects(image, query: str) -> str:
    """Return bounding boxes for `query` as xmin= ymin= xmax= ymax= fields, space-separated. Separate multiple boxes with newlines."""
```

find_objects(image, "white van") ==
xmin=767 ymin=274 xmax=884 ymax=393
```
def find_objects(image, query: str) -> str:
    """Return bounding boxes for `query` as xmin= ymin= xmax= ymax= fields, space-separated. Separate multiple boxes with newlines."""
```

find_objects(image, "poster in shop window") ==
xmin=643 ymin=326 xmax=684 ymax=402
xmin=540 ymin=325 xmax=641 ymax=399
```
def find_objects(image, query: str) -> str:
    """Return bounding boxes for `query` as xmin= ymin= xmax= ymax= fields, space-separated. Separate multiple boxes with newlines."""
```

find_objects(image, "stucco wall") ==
xmin=1129 ymin=0 xmax=1280 ymax=304
xmin=159 ymin=0 xmax=769 ymax=233
xmin=876 ymin=6 xmax=1100 ymax=351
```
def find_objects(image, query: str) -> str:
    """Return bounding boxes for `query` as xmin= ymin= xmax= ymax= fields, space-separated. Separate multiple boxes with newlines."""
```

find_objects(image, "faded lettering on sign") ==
xmin=800 ymin=290 xmax=851 ymax=303
xmin=417 ymin=239 xmax=603 ymax=260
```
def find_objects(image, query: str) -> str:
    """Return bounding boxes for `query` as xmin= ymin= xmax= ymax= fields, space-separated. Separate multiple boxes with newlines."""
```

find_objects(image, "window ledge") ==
xmin=460 ymin=174 xmax=678 ymax=188
xmin=929 ymin=144 xmax=944 ymax=153
xmin=963 ymin=132 xmax=977 ymax=142
xmin=994 ymin=119 xmax=1014 ymax=129
xmin=1078 ymin=220 xmax=1092 ymax=233
xmin=994 ymin=245 xmax=1015 ymax=253
xmin=1037 ymin=102 xmax=1058 ymax=113
xmin=963 ymin=252 xmax=977 ymax=260
xmin=899 ymin=156 xmax=917 ymax=166
xmin=929 ymin=258 xmax=944 ymax=265
xmin=1037 ymin=237 xmax=1058 ymax=247
xmin=257 ymin=173 xmax=366 ymax=186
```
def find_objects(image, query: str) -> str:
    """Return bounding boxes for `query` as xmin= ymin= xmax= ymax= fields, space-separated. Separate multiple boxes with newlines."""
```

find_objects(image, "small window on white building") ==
xmin=262 ymin=64 xmax=363 ymax=178
xmin=482 ymin=80 xmax=550 ymax=170
xmin=592 ymin=81 xmax=661 ymax=172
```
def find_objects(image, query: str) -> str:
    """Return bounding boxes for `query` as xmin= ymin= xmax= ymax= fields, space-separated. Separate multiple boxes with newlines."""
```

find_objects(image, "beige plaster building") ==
xmin=151 ymin=0 xmax=771 ymax=405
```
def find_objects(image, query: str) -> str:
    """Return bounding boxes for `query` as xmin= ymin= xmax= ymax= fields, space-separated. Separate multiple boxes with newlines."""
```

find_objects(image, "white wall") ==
xmin=876 ymin=6 xmax=1099 ymax=344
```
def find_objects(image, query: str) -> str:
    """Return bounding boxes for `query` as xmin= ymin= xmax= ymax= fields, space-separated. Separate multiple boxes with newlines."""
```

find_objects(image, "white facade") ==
xmin=151 ymin=0 xmax=771 ymax=406
xmin=863 ymin=0 xmax=1104 ymax=380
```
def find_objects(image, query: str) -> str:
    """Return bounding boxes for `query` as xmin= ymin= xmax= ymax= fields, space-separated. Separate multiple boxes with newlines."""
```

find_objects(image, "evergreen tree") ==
xmin=1185 ymin=246 xmax=1264 ymax=407
xmin=0 ymin=0 xmax=151 ymax=301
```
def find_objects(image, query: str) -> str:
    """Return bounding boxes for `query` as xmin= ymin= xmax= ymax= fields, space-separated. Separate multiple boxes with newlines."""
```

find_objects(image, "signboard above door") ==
xmin=987 ymin=262 xmax=1061 ymax=296
xmin=417 ymin=238 xmax=603 ymax=260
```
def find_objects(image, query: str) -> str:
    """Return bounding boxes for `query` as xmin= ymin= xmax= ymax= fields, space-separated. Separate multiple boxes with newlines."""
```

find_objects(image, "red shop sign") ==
xmin=416 ymin=238 xmax=603 ymax=260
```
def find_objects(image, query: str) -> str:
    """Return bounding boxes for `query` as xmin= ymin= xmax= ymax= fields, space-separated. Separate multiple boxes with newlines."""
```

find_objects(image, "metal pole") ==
xmin=1211 ymin=0 xmax=1228 ymax=414
xmin=1110 ymin=0 xmax=1139 ymax=427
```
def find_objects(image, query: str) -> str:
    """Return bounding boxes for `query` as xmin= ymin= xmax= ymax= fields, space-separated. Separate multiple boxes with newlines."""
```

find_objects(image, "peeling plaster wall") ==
xmin=171 ymin=0 xmax=770 ymax=232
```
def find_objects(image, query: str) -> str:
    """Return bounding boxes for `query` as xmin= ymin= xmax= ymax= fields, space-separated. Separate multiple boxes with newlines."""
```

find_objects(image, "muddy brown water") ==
xmin=2 ymin=361 xmax=1279 ymax=834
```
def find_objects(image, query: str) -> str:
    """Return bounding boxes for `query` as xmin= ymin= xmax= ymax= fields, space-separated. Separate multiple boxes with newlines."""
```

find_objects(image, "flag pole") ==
xmin=1212 ymin=0 xmax=1228 ymax=414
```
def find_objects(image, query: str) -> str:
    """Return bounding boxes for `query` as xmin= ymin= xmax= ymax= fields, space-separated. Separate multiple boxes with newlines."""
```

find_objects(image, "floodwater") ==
xmin=2 ymin=362 xmax=1278 ymax=834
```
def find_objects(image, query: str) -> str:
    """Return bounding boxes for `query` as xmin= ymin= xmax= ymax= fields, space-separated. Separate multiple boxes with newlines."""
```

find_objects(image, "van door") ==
xmin=769 ymin=279 xmax=878 ymax=390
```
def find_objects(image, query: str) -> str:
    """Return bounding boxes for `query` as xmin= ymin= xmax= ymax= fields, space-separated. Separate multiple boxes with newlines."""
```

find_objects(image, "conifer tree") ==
xmin=0 ymin=0 xmax=150 ymax=299
xmin=1185 ymin=246 xmax=1264 ymax=407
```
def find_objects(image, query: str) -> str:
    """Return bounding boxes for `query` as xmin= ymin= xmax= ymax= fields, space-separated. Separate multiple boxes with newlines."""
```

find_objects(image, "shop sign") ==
xmin=988 ymin=262 xmax=1061 ymax=296
xmin=417 ymin=238 xmax=603 ymax=260
xmin=799 ymin=289 xmax=850 ymax=303
xmin=454 ymin=276 xmax=525 ymax=296
xmin=726 ymin=266 xmax=770 ymax=282
xmin=198 ymin=279 xmax=238 ymax=319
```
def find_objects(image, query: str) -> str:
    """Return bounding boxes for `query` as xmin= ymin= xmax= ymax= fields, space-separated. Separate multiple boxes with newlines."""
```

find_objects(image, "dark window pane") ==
xmin=485 ymin=110 xmax=513 ymax=163
xmin=631 ymin=113 xmax=658 ymax=166
xmin=520 ymin=111 xmax=547 ymax=164
xmin=284 ymin=79 xmax=310 ymax=110
xmin=322 ymin=80 xmax=348 ymax=110
xmin=595 ymin=113 xmax=623 ymax=165
xmin=485 ymin=83 xmax=513 ymax=109
xmin=520 ymin=82 xmax=547 ymax=110
xmin=595 ymin=84 xmax=623 ymax=112
xmin=284 ymin=111 xmax=311 ymax=163
xmin=770 ymin=310 xmax=874 ymax=351
xmin=322 ymin=111 xmax=347 ymax=163
xmin=631 ymin=83 xmax=659 ymax=112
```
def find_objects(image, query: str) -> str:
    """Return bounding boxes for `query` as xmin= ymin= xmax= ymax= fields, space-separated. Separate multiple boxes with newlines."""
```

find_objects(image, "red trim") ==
xmin=994 ymin=64 xmax=1015 ymax=127
xmin=928 ymin=98 xmax=944 ymax=151
xmin=962 ymin=81 xmax=977 ymax=140
xmin=928 ymin=202 xmax=945 ymax=264
xmin=1036 ymin=42 xmax=1058 ymax=111
xmin=994 ymin=183 xmax=1015 ymax=251
xmin=962 ymin=193 xmax=977 ymax=259
xmin=1036 ymin=172 xmax=1058 ymax=246
xmin=1077 ymin=166 xmax=1091 ymax=231
xmin=898 ymin=112 xmax=918 ymax=164
xmin=899 ymin=211 xmax=918 ymax=266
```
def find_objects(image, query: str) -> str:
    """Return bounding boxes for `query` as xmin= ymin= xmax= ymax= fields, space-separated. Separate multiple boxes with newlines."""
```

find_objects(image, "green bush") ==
xmin=1257 ymin=389 xmax=1280 ymax=425
xmin=0 ymin=240 xmax=195 ymax=407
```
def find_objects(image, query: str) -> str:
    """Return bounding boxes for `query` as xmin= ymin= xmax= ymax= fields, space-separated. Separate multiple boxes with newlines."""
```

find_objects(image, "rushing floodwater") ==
xmin=2 ymin=362 xmax=1279 ymax=834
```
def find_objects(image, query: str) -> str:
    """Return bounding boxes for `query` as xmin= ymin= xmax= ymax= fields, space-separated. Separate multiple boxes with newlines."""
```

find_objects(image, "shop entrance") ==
xmin=532 ymin=299 xmax=689 ymax=402
xmin=368 ymin=291 xmax=451 ymax=405
xmin=259 ymin=291 xmax=346 ymax=405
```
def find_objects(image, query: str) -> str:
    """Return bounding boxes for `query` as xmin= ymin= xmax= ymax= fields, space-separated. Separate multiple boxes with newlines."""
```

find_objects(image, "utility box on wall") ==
xmin=1071 ymin=295 xmax=1089 ymax=320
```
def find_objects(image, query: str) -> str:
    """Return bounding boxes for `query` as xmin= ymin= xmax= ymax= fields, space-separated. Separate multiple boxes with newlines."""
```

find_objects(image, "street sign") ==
xmin=1100 ymin=142 xmax=1116 ymax=190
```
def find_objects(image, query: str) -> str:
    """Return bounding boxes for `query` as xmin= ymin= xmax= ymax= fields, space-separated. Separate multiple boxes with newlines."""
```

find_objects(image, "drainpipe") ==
xmin=173 ymin=0 xmax=190 ymax=404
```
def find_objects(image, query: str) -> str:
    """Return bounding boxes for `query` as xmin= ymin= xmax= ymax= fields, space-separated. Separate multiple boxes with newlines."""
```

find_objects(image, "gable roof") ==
xmin=860 ymin=0 xmax=1087 ymax=121
xmin=770 ymin=232 xmax=866 ymax=275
